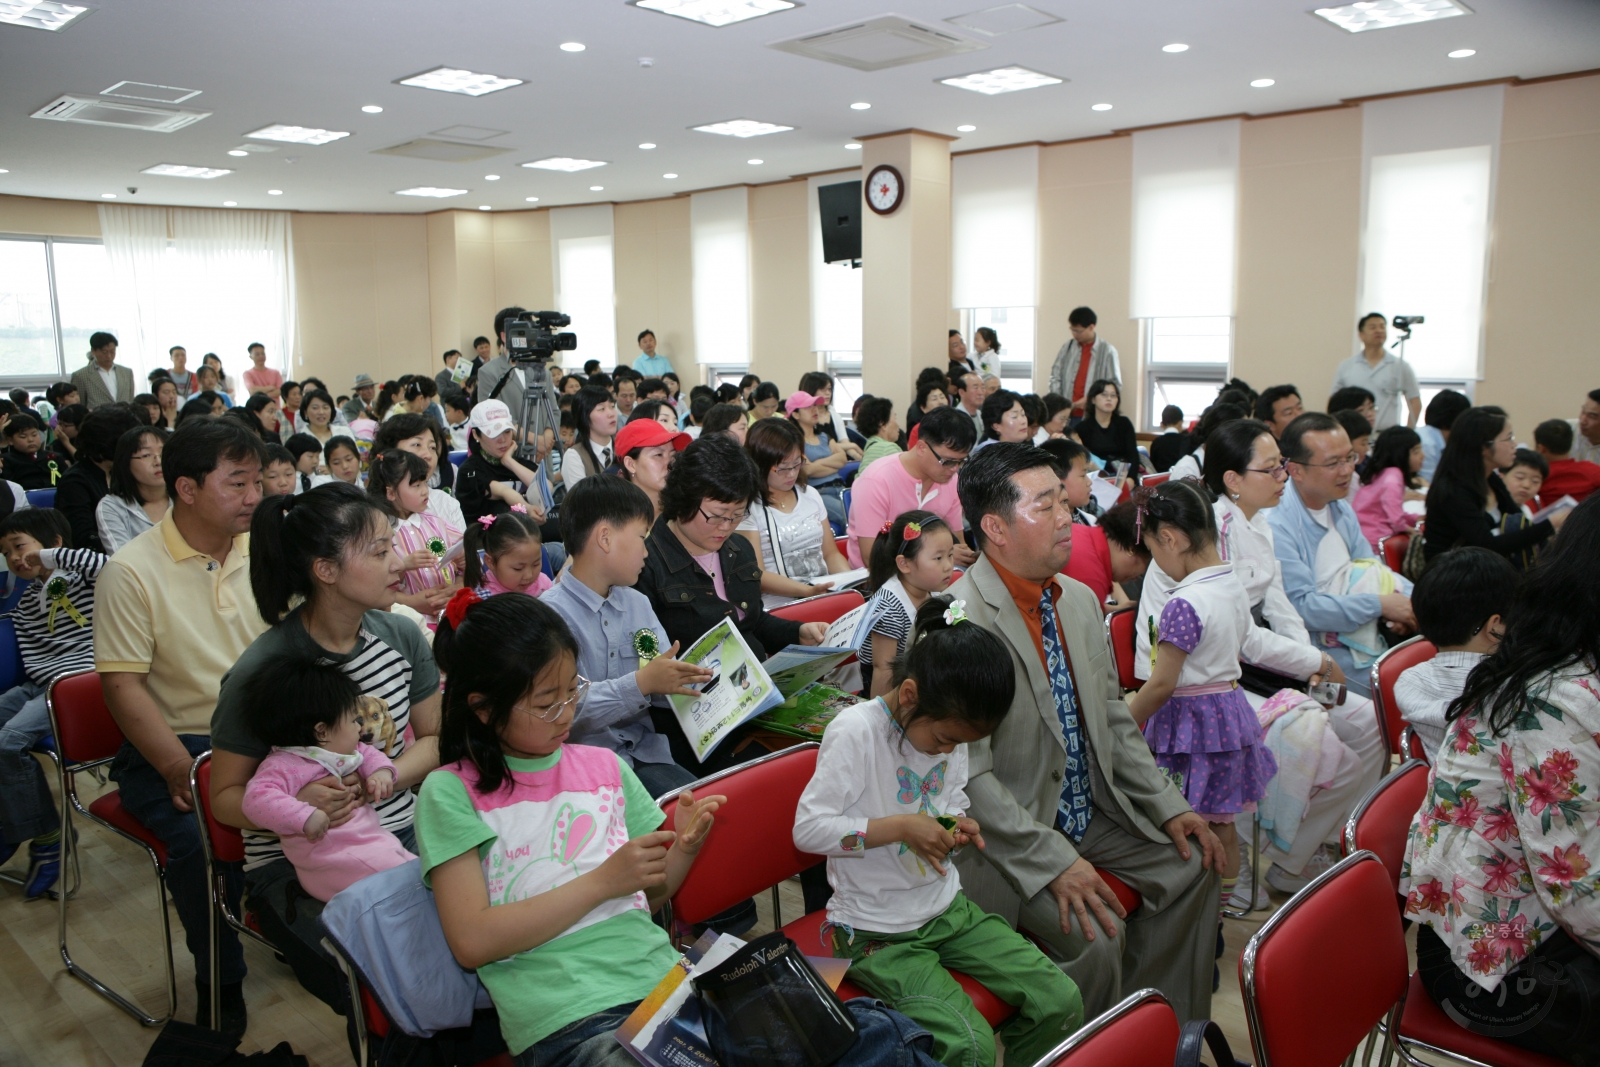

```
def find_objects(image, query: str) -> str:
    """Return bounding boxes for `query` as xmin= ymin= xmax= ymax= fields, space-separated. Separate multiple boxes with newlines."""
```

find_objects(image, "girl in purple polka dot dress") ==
xmin=1125 ymin=481 xmax=1276 ymax=911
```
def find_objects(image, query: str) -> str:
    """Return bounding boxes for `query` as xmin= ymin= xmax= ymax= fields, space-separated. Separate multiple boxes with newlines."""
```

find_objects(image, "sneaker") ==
xmin=1228 ymin=859 xmax=1270 ymax=911
xmin=23 ymin=839 xmax=60 ymax=900
xmin=195 ymin=979 xmax=248 ymax=1038
xmin=1302 ymin=845 xmax=1337 ymax=881
xmin=1265 ymin=863 xmax=1311 ymax=895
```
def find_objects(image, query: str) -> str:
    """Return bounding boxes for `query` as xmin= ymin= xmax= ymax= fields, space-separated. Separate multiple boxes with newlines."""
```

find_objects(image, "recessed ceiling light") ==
xmin=485 ymin=174 xmax=500 ymax=180
xmin=748 ymin=158 xmax=764 ymax=165
xmin=1250 ymin=78 xmax=1275 ymax=87
xmin=525 ymin=196 xmax=540 ymax=202
xmin=940 ymin=65 xmax=1064 ymax=95
xmin=223 ymin=200 xmax=236 ymax=206
xmin=1448 ymin=48 xmax=1476 ymax=58
xmin=228 ymin=150 xmax=249 ymax=157
xmin=631 ymin=0 xmax=796 ymax=27
xmin=639 ymin=142 xmax=657 ymax=150
xmin=229 ymin=143 xmax=277 ymax=155
xmin=267 ymin=189 xmax=283 ymax=195
xmin=956 ymin=124 xmax=976 ymax=132
xmin=692 ymin=118 xmax=794 ymax=137
xmin=397 ymin=66 xmax=524 ymax=97
xmin=850 ymin=102 xmax=871 ymax=110
xmin=479 ymin=205 xmax=492 ymax=211
xmin=142 ymin=163 xmax=232 ymax=179
xmin=0 ymin=169 xmax=9 ymax=173
xmin=560 ymin=42 xmax=585 ymax=52
xmin=663 ymin=172 xmax=678 ymax=179
xmin=1 ymin=1 xmax=91 ymax=32
xmin=1313 ymin=0 xmax=1471 ymax=33
xmin=361 ymin=105 xmax=384 ymax=114
xmin=101 ymin=192 xmax=116 ymax=199
xmin=246 ymin=124 xmax=350 ymax=146
xmin=396 ymin=186 xmax=469 ymax=198
xmin=523 ymin=157 xmax=608 ymax=172
xmin=1091 ymin=102 xmax=1113 ymax=111
xmin=590 ymin=185 xmax=604 ymax=191
xmin=844 ymin=143 xmax=862 ymax=150
xmin=1162 ymin=42 xmax=1189 ymax=53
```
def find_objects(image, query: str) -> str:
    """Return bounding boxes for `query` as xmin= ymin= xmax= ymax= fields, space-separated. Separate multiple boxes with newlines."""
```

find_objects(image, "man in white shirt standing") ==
xmin=953 ymin=371 xmax=985 ymax=439
xmin=1330 ymin=314 xmax=1420 ymax=430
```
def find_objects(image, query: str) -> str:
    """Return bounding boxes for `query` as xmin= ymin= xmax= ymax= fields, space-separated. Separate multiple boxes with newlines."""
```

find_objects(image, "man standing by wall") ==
xmin=70 ymin=332 xmax=135 ymax=410
xmin=631 ymin=329 xmax=674 ymax=379
xmin=953 ymin=371 xmax=985 ymax=439
xmin=1047 ymin=308 xmax=1121 ymax=421
xmin=1571 ymin=389 xmax=1600 ymax=465
xmin=1331 ymin=314 xmax=1420 ymax=430
xmin=949 ymin=443 xmax=1223 ymax=1023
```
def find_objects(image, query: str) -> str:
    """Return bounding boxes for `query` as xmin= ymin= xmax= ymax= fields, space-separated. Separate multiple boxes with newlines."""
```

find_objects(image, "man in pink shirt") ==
xmin=242 ymin=342 xmax=283 ymax=400
xmin=846 ymin=406 xmax=979 ymax=568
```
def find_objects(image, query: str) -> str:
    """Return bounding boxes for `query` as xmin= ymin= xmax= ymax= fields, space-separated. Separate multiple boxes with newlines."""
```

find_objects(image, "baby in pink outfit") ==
xmin=241 ymin=658 xmax=414 ymax=902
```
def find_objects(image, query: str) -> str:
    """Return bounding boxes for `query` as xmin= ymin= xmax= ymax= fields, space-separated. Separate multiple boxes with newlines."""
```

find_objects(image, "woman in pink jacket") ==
xmin=241 ymin=656 xmax=414 ymax=902
xmin=1355 ymin=426 xmax=1425 ymax=549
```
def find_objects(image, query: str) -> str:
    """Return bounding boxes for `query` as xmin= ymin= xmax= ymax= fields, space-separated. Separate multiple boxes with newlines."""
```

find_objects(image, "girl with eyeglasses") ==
xmin=420 ymin=591 xmax=725 ymax=1067
xmin=737 ymin=418 xmax=852 ymax=607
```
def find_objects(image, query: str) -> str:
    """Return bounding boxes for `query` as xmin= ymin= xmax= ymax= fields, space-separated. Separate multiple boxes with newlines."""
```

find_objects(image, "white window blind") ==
xmin=550 ymin=204 xmax=617 ymax=369
xmin=1130 ymin=120 xmax=1240 ymax=320
xmin=1360 ymin=86 xmax=1503 ymax=381
xmin=807 ymin=171 xmax=862 ymax=356
xmin=690 ymin=185 xmax=751 ymax=366
xmin=951 ymin=145 xmax=1038 ymax=310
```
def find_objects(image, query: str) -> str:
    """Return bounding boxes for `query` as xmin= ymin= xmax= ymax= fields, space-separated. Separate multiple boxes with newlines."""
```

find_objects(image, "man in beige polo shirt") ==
xmin=95 ymin=417 xmax=269 ymax=1036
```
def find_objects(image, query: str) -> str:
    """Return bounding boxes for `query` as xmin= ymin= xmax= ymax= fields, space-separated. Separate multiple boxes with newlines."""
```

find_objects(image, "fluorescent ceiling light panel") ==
xmin=398 ymin=66 xmax=523 ymax=96
xmin=1311 ymin=0 xmax=1471 ymax=34
xmin=939 ymin=65 xmax=1063 ymax=95
xmin=692 ymin=118 xmax=793 ymax=137
xmin=102 ymin=81 xmax=201 ymax=104
xmin=946 ymin=4 xmax=1063 ymax=37
xmin=230 ymin=143 xmax=277 ymax=154
xmin=0 ymin=0 xmax=90 ymax=31
xmin=522 ymin=157 xmax=608 ymax=172
xmin=396 ymin=186 xmax=468 ymax=198
xmin=247 ymin=124 xmax=350 ymax=145
xmin=430 ymin=125 xmax=509 ymax=141
xmin=142 ymin=163 xmax=231 ymax=178
xmin=631 ymin=0 xmax=796 ymax=28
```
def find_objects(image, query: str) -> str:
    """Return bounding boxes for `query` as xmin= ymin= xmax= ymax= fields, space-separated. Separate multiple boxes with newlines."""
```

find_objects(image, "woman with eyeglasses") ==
xmin=1424 ymin=406 xmax=1565 ymax=570
xmin=203 ymin=482 xmax=442 ymax=1010
xmin=737 ymin=419 xmax=853 ymax=608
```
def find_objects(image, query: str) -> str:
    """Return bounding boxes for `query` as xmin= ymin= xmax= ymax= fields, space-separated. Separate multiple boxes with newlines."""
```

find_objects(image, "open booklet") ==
xmin=615 ymin=930 xmax=851 ymax=1067
xmin=667 ymin=621 xmax=856 ymax=762
xmin=1530 ymin=494 xmax=1579 ymax=525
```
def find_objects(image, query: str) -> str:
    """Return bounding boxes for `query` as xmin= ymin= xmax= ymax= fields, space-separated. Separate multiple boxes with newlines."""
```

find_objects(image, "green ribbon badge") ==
xmin=45 ymin=575 xmax=88 ymax=634
xmin=633 ymin=629 xmax=660 ymax=664
xmin=427 ymin=537 xmax=447 ymax=558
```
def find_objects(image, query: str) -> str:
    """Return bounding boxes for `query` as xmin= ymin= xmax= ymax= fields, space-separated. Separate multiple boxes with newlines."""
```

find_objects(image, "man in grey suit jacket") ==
xmin=69 ymin=331 xmax=136 ymax=410
xmin=949 ymin=443 xmax=1223 ymax=1023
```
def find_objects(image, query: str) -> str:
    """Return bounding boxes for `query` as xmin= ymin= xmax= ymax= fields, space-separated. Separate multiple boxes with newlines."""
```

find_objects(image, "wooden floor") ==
xmin=0 ymin=761 xmax=1429 ymax=1067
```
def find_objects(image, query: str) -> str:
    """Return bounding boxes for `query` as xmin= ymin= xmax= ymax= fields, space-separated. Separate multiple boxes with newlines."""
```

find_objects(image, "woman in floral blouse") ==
xmin=1400 ymin=494 xmax=1600 ymax=1064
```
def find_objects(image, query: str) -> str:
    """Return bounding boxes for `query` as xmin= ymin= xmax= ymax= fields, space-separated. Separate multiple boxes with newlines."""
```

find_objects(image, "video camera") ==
xmin=1391 ymin=315 xmax=1424 ymax=337
xmin=503 ymin=310 xmax=578 ymax=363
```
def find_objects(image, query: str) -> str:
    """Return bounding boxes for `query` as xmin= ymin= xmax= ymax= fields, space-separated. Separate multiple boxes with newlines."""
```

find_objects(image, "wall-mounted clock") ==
xmin=865 ymin=164 xmax=904 ymax=215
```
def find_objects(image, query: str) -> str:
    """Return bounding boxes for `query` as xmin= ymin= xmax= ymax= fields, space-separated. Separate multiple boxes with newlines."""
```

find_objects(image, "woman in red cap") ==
xmin=613 ymin=417 xmax=689 ymax=519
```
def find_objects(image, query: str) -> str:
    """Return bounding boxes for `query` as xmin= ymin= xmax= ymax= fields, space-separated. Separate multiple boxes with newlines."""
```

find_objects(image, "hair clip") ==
xmin=943 ymin=599 xmax=969 ymax=627
xmin=902 ymin=521 xmax=922 ymax=542
xmin=879 ymin=520 xmax=894 ymax=536
xmin=509 ymin=503 xmax=528 ymax=515
xmin=444 ymin=587 xmax=482 ymax=629
xmin=476 ymin=515 xmax=497 ymax=529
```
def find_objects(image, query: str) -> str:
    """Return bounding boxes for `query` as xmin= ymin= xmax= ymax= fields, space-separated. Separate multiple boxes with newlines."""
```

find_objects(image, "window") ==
xmin=556 ymin=235 xmax=618 ymax=371
xmin=691 ymin=186 xmax=751 ymax=367
xmin=0 ymin=236 xmax=128 ymax=385
xmin=1141 ymin=316 xmax=1231 ymax=431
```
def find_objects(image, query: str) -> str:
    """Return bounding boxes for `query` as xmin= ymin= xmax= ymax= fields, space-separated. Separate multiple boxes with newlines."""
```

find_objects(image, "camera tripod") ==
xmin=487 ymin=355 xmax=563 ymax=512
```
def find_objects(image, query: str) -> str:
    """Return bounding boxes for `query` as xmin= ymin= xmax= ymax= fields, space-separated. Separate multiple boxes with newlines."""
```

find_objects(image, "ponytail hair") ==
xmin=364 ymin=448 xmax=430 ymax=512
xmin=436 ymin=592 xmax=579 ymax=796
xmin=867 ymin=509 xmax=948 ymax=593
xmin=462 ymin=509 xmax=542 ymax=587
xmin=888 ymin=596 xmax=1014 ymax=734
xmin=249 ymin=481 xmax=391 ymax=624
xmin=1130 ymin=479 xmax=1217 ymax=554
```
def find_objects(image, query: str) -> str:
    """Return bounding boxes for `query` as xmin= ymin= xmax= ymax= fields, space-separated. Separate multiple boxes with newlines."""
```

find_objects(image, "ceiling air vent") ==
xmin=32 ymin=94 xmax=210 ymax=132
xmin=373 ymin=138 xmax=513 ymax=163
xmin=768 ymin=13 xmax=987 ymax=71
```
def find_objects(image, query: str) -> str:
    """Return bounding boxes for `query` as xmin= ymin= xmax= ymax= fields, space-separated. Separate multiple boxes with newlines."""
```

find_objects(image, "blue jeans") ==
xmin=110 ymin=736 xmax=246 ymax=986
xmin=0 ymin=681 xmax=59 ymax=843
xmin=513 ymin=1001 xmax=641 ymax=1067
xmin=814 ymin=484 xmax=847 ymax=530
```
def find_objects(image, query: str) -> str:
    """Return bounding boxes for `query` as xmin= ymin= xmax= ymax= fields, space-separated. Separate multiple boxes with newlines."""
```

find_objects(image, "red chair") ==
xmin=1026 ymin=988 xmax=1177 ymax=1067
xmin=191 ymin=752 xmax=276 ymax=1028
xmin=48 ymin=670 xmax=177 ymax=1026
xmin=769 ymin=589 xmax=866 ymax=626
xmin=1104 ymin=606 xmax=1141 ymax=692
xmin=1379 ymin=532 xmax=1410 ymax=573
xmin=1341 ymin=759 xmax=1430 ymax=901
xmin=1370 ymin=635 xmax=1436 ymax=760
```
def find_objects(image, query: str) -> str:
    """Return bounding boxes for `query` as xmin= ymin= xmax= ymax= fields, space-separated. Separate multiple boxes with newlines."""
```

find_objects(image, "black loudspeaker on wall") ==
xmin=818 ymin=180 xmax=862 ymax=266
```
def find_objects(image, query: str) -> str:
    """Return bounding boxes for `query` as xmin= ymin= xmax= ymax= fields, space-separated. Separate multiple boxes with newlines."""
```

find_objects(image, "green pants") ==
xmin=834 ymin=892 xmax=1084 ymax=1067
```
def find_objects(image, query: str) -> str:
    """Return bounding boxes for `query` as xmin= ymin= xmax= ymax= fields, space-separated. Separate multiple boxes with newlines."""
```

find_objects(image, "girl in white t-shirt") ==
xmin=737 ymin=418 xmax=852 ymax=607
xmin=862 ymin=510 xmax=956 ymax=698
xmin=367 ymin=449 xmax=461 ymax=622
xmin=794 ymin=597 xmax=1083 ymax=1067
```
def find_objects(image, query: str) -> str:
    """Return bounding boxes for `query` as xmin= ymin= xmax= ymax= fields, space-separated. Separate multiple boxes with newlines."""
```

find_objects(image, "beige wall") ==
xmin=614 ymin=198 xmax=693 ymax=379
xmin=749 ymin=180 xmax=813 ymax=390
xmin=0 ymin=195 xmax=101 ymax=238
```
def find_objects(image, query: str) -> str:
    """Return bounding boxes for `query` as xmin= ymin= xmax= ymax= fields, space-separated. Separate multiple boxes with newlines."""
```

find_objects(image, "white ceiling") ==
xmin=1 ymin=0 xmax=1597 ymax=215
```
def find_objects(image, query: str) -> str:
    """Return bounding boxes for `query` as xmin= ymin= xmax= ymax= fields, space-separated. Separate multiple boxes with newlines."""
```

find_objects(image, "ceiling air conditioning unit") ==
xmin=32 ymin=94 xmax=211 ymax=132
xmin=768 ymin=14 xmax=987 ymax=71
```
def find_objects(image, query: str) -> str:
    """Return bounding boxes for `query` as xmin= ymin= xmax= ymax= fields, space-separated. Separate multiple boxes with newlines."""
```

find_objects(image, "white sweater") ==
xmin=793 ymin=699 xmax=968 ymax=934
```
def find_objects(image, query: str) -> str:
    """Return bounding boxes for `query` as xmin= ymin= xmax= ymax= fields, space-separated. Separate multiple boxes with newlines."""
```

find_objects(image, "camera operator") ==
xmin=1331 ymin=313 xmax=1420 ymax=431
xmin=476 ymin=306 xmax=561 ymax=520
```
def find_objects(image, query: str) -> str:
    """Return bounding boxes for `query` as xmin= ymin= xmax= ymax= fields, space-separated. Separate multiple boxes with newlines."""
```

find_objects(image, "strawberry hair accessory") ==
xmin=901 ymin=521 xmax=922 ymax=542
xmin=444 ymin=587 xmax=482 ymax=629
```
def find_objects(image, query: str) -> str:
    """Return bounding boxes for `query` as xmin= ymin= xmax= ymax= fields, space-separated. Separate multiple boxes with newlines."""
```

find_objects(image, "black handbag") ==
xmin=694 ymin=932 xmax=859 ymax=1067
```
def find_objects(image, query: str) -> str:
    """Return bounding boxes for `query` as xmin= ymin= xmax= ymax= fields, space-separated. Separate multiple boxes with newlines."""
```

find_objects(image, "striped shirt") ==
xmin=16 ymin=548 xmax=106 ymax=688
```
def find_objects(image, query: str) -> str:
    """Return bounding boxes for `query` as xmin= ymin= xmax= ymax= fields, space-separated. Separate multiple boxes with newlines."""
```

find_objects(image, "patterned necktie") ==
xmin=1039 ymin=587 xmax=1094 ymax=841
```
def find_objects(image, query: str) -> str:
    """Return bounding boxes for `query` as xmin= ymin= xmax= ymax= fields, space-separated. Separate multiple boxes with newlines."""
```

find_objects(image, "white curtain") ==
xmin=951 ymin=145 xmax=1039 ymax=310
xmin=550 ymin=205 xmax=618 ymax=368
xmin=97 ymin=205 xmax=296 ymax=387
xmin=690 ymin=186 xmax=751 ymax=366
xmin=808 ymin=171 xmax=862 ymax=355
xmin=1130 ymin=120 xmax=1240 ymax=320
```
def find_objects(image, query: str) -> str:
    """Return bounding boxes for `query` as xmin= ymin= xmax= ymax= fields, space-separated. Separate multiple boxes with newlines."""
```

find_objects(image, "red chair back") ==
xmin=1380 ymin=532 xmax=1409 ymax=573
xmin=1370 ymin=636 xmax=1436 ymax=758
xmin=1034 ymin=989 xmax=1178 ymax=1067
xmin=1343 ymin=760 xmax=1429 ymax=901
xmin=193 ymin=754 xmax=249 ymax=864
xmin=1241 ymin=851 xmax=1409 ymax=1067
xmin=49 ymin=671 xmax=124 ymax=766
xmin=1105 ymin=606 xmax=1140 ymax=691
xmin=769 ymin=590 xmax=865 ymax=626
xmin=670 ymin=744 xmax=824 ymax=924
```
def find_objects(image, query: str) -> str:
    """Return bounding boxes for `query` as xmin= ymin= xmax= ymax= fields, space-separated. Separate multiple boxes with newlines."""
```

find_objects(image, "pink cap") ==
xmin=785 ymin=391 xmax=828 ymax=415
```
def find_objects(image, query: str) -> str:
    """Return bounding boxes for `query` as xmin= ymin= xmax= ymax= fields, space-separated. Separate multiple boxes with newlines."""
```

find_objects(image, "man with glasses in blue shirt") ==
xmin=1268 ymin=412 xmax=1416 ymax=697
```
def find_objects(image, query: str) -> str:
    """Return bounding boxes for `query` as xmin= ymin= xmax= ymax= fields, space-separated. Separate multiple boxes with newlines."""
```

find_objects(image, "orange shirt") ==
xmin=989 ymin=555 xmax=1071 ymax=676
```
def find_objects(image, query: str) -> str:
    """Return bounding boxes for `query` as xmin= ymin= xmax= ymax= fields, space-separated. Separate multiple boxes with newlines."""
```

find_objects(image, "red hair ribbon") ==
xmin=444 ymin=587 xmax=482 ymax=629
